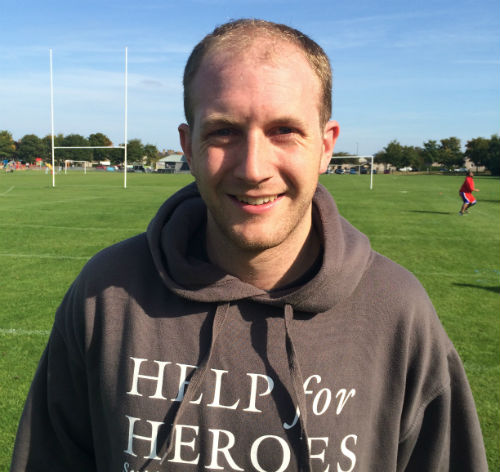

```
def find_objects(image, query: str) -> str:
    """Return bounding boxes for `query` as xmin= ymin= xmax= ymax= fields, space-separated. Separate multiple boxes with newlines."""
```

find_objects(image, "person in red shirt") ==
xmin=459 ymin=170 xmax=480 ymax=215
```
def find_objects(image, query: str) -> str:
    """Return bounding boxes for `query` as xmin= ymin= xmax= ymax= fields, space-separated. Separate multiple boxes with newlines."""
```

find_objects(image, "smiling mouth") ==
xmin=235 ymin=195 xmax=279 ymax=205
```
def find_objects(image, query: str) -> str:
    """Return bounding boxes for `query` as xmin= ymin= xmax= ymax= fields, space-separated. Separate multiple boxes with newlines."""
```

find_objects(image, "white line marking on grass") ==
xmin=0 ymin=186 xmax=15 ymax=196
xmin=0 ymin=328 xmax=50 ymax=336
xmin=0 ymin=253 xmax=90 ymax=260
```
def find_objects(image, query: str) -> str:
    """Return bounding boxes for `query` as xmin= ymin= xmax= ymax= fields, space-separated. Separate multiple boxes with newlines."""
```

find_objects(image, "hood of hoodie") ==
xmin=147 ymin=181 xmax=373 ymax=314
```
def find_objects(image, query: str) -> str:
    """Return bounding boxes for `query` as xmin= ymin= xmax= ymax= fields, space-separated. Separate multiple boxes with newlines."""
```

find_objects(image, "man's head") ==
xmin=178 ymin=19 xmax=339 ymax=276
xmin=183 ymin=19 xmax=333 ymax=129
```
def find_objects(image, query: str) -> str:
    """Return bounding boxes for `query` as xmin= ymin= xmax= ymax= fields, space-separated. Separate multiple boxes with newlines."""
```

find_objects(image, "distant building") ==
xmin=464 ymin=158 xmax=485 ymax=172
xmin=156 ymin=153 xmax=189 ymax=173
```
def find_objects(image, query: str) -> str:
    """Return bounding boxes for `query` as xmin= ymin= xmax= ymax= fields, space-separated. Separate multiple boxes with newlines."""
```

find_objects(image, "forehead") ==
xmin=190 ymin=39 xmax=321 ymax=121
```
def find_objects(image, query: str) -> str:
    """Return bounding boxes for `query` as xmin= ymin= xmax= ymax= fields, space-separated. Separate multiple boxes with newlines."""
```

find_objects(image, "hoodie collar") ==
xmin=147 ymin=182 xmax=372 ymax=313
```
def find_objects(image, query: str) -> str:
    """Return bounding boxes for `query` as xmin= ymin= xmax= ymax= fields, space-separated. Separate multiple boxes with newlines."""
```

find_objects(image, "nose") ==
xmin=233 ymin=131 xmax=273 ymax=184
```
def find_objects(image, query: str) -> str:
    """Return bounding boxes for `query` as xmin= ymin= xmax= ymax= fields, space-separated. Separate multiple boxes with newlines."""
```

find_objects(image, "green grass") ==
xmin=1 ymin=170 xmax=499 ymax=470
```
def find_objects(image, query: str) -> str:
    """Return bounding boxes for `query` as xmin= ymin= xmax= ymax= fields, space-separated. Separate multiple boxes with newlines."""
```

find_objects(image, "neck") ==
xmin=205 ymin=214 xmax=321 ymax=291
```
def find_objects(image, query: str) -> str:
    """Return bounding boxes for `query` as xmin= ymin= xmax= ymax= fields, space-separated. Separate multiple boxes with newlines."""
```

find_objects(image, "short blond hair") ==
xmin=183 ymin=19 xmax=332 ymax=128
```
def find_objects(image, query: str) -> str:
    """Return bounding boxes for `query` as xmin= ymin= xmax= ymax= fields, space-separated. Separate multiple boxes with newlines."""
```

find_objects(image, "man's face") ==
xmin=179 ymin=40 xmax=339 ymax=253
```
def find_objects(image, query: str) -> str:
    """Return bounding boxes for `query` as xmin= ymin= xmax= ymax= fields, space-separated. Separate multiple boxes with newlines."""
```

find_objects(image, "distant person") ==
xmin=11 ymin=19 xmax=487 ymax=471
xmin=459 ymin=169 xmax=480 ymax=215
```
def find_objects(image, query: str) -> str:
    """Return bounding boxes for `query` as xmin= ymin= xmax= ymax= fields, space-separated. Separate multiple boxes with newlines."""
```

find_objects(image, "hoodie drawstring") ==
xmin=284 ymin=303 xmax=312 ymax=472
xmin=154 ymin=302 xmax=311 ymax=470
xmin=158 ymin=302 xmax=231 ymax=465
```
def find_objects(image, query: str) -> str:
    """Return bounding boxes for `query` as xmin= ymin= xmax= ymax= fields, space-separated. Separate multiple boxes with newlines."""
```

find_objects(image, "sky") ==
xmin=1 ymin=0 xmax=498 ymax=155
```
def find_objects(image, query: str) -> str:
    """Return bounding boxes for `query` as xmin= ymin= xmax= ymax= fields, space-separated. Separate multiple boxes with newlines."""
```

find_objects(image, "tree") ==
xmin=143 ymin=144 xmax=159 ymax=166
xmin=373 ymin=150 xmax=384 ymax=165
xmin=422 ymin=140 xmax=440 ymax=168
xmin=40 ymin=134 xmax=64 ymax=163
xmin=109 ymin=147 xmax=124 ymax=165
xmin=465 ymin=137 xmax=489 ymax=170
xmin=16 ymin=134 xmax=44 ymax=163
xmin=438 ymin=137 xmax=464 ymax=169
xmin=405 ymin=146 xmax=424 ymax=171
xmin=375 ymin=140 xmax=406 ymax=170
xmin=88 ymin=132 xmax=113 ymax=163
xmin=487 ymin=134 xmax=500 ymax=176
xmin=127 ymin=139 xmax=145 ymax=164
xmin=61 ymin=134 xmax=92 ymax=162
xmin=0 ymin=130 xmax=15 ymax=160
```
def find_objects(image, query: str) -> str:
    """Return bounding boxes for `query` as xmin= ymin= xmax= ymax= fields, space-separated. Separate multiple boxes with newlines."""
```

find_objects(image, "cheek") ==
xmin=207 ymin=149 xmax=231 ymax=176
xmin=285 ymin=154 xmax=323 ymax=184
xmin=192 ymin=148 xmax=228 ymax=184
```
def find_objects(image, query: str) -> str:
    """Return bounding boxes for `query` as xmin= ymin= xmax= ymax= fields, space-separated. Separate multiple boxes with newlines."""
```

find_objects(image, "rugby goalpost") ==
xmin=49 ymin=48 xmax=128 ymax=188
xmin=330 ymin=155 xmax=375 ymax=189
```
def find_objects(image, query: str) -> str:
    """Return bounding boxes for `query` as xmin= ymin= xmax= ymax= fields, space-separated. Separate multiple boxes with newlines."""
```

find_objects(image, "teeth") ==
xmin=237 ymin=195 xmax=278 ymax=205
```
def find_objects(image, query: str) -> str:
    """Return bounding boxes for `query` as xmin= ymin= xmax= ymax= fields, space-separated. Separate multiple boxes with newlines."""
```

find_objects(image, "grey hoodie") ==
xmin=11 ymin=183 xmax=487 ymax=471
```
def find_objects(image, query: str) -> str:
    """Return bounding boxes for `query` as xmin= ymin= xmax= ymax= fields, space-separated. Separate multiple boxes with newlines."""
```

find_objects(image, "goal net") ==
xmin=329 ymin=155 xmax=375 ymax=189
xmin=64 ymin=160 xmax=88 ymax=174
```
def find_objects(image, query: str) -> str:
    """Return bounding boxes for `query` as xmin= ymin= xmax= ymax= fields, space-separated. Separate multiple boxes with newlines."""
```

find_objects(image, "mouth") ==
xmin=234 ymin=195 xmax=279 ymax=205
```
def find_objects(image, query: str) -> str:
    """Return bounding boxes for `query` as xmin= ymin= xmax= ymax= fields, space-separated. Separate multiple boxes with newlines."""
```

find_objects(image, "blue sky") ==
xmin=1 ymin=0 xmax=498 ymax=155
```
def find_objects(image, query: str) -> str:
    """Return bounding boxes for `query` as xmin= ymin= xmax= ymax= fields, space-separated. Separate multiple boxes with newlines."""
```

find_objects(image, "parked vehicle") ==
xmin=349 ymin=168 xmax=357 ymax=174
xmin=334 ymin=168 xmax=345 ymax=174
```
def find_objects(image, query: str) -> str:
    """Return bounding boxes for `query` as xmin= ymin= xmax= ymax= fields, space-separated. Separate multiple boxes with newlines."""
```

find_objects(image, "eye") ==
xmin=213 ymin=128 xmax=234 ymax=137
xmin=269 ymin=125 xmax=300 ymax=143
xmin=276 ymin=126 xmax=294 ymax=135
xmin=204 ymin=127 xmax=240 ymax=145
xmin=207 ymin=128 xmax=241 ymax=140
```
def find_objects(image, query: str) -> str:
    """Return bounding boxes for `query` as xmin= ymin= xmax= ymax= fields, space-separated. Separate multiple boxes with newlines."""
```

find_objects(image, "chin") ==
xmin=224 ymin=226 xmax=286 ymax=252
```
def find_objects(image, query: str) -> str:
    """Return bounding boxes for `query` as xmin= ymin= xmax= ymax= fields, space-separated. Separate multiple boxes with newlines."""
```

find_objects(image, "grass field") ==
xmin=1 ymin=170 xmax=499 ymax=470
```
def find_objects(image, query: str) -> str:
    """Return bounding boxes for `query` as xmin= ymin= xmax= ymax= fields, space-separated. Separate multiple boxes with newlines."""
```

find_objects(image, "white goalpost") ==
xmin=64 ymin=160 xmax=88 ymax=174
xmin=49 ymin=48 xmax=128 ymax=188
xmin=330 ymin=155 xmax=375 ymax=189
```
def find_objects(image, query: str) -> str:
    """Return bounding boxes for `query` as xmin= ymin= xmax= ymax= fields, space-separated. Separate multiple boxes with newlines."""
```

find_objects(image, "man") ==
xmin=11 ymin=19 xmax=487 ymax=471
xmin=459 ymin=169 xmax=480 ymax=215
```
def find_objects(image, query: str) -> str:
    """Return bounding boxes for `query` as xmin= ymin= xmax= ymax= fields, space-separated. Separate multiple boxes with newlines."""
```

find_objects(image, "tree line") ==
xmin=0 ymin=131 xmax=159 ymax=166
xmin=2 ymin=130 xmax=498 ymax=175
xmin=373 ymin=135 xmax=500 ymax=175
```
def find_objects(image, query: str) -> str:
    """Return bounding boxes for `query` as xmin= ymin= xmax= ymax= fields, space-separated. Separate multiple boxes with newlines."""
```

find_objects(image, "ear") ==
xmin=178 ymin=123 xmax=194 ymax=174
xmin=319 ymin=120 xmax=340 ymax=174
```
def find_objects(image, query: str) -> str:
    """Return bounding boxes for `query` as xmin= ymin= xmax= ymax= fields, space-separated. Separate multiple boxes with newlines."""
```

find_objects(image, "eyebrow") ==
xmin=199 ymin=114 xmax=310 ymax=133
xmin=200 ymin=115 xmax=240 ymax=133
